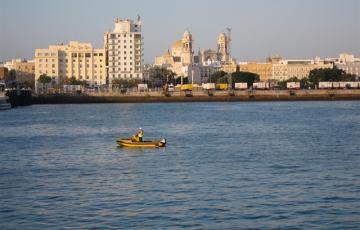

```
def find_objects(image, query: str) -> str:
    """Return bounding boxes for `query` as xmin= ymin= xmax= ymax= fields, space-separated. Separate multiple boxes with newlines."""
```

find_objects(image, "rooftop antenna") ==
xmin=226 ymin=27 xmax=232 ymax=59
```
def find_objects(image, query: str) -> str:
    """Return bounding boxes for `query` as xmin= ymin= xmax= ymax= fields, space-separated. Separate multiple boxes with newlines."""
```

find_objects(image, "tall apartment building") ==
xmin=35 ymin=41 xmax=106 ymax=89
xmin=104 ymin=17 xmax=144 ymax=83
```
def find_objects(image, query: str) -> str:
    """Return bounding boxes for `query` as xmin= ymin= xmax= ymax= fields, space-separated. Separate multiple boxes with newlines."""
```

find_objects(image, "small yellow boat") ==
xmin=117 ymin=138 xmax=166 ymax=148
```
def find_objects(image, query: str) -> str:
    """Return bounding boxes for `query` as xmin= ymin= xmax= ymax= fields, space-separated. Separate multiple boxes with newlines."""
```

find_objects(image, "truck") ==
xmin=339 ymin=82 xmax=359 ymax=89
xmin=286 ymin=82 xmax=300 ymax=90
xmin=63 ymin=84 xmax=82 ymax=93
xmin=215 ymin=83 xmax=228 ymax=90
xmin=168 ymin=83 xmax=175 ymax=92
xmin=332 ymin=82 xmax=340 ymax=89
xmin=137 ymin=84 xmax=148 ymax=92
xmin=252 ymin=82 xmax=270 ymax=90
xmin=202 ymin=83 xmax=216 ymax=90
xmin=318 ymin=82 xmax=332 ymax=89
xmin=234 ymin=82 xmax=248 ymax=90
xmin=180 ymin=84 xmax=193 ymax=91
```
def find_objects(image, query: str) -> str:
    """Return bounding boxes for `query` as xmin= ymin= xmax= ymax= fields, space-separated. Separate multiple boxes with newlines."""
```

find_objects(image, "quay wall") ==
xmin=31 ymin=90 xmax=360 ymax=104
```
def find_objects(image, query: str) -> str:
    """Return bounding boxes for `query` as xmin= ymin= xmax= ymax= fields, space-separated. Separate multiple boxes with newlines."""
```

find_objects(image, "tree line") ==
xmin=37 ymin=66 xmax=357 ymax=90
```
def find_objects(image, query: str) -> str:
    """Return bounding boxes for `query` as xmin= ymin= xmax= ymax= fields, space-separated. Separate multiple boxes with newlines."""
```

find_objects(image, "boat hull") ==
xmin=117 ymin=138 xmax=166 ymax=148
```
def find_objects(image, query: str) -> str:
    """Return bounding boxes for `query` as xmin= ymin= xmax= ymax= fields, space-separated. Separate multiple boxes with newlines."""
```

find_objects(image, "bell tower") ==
xmin=181 ymin=31 xmax=193 ymax=65
xmin=217 ymin=32 xmax=229 ymax=62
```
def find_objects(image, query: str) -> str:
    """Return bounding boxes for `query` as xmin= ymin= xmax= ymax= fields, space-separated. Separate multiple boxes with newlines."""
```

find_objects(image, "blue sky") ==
xmin=0 ymin=0 xmax=359 ymax=63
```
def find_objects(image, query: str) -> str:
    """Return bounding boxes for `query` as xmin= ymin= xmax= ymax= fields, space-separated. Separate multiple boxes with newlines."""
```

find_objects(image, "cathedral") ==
xmin=154 ymin=30 xmax=237 ymax=83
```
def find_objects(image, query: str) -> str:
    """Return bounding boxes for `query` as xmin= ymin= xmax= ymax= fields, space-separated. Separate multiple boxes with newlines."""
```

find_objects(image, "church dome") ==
xmin=172 ymin=40 xmax=182 ymax=49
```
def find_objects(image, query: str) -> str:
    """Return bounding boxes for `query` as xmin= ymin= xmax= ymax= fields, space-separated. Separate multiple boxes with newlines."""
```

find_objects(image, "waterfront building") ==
xmin=13 ymin=60 xmax=35 ymax=87
xmin=4 ymin=59 xmax=23 ymax=70
xmin=335 ymin=53 xmax=360 ymax=77
xmin=2 ymin=59 xmax=35 ymax=86
xmin=104 ymin=17 xmax=144 ymax=83
xmin=239 ymin=62 xmax=273 ymax=81
xmin=266 ymin=56 xmax=333 ymax=81
xmin=272 ymin=61 xmax=288 ymax=81
xmin=35 ymin=41 xmax=106 ymax=90
xmin=286 ymin=57 xmax=333 ymax=79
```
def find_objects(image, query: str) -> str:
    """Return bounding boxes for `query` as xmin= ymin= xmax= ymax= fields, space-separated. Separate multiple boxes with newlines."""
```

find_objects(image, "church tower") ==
xmin=181 ymin=31 xmax=193 ymax=65
xmin=217 ymin=32 xmax=229 ymax=62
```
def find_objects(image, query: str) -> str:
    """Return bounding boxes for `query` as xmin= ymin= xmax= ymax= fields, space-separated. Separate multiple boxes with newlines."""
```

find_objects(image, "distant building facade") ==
xmin=239 ymin=56 xmax=333 ymax=82
xmin=3 ymin=59 xmax=35 ymax=87
xmin=286 ymin=57 xmax=333 ymax=80
xmin=13 ymin=60 xmax=35 ymax=87
xmin=239 ymin=62 xmax=273 ymax=81
xmin=335 ymin=53 xmax=360 ymax=77
xmin=104 ymin=17 xmax=144 ymax=83
xmin=35 ymin=41 xmax=106 ymax=89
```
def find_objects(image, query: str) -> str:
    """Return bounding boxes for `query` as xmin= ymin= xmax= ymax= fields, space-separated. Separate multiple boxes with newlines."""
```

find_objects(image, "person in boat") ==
xmin=137 ymin=128 xmax=144 ymax=142
xmin=132 ymin=128 xmax=144 ymax=142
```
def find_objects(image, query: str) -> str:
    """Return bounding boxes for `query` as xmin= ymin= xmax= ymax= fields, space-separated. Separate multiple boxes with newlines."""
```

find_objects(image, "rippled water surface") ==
xmin=1 ymin=102 xmax=360 ymax=229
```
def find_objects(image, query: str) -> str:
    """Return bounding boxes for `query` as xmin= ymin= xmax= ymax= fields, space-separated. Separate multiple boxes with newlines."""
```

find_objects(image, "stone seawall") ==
xmin=32 ymin=89 xmax=360 ymax=104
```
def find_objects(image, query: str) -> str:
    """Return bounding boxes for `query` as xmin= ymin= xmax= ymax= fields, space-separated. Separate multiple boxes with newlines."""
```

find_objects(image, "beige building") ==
xmin=239 ymin=62 xmax=273 ymax=81
xmin=266 ymin=56 xmax=333 ymax=81
xmin=104 ymin=17 xmax=144 ymax=83
xmin=286 ymin=58 xmax=333 ymax=80
xmin=3 ymin=59 xmax=35 ymax=87
xmin=13 ymin=60 xmax=35 ymax=87
xmin=35 ymin=41 xmax=106 ymax=89
xmin=335 ymin=53 xmax=360 ymax=77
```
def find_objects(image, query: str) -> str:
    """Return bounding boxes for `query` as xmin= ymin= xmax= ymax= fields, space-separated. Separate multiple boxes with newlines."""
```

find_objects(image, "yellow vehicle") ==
xmin=180 ymin=84 xmax=193 ymax=91
xmin=216 ymin=83 xmax=229 ymax=90
xmin=117 ymin=138 xmax=166 ymax=148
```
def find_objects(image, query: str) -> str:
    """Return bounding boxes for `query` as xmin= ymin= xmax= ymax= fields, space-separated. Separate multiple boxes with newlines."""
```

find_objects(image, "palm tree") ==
xmin=38 ymin=74 xmax=52 ymax=93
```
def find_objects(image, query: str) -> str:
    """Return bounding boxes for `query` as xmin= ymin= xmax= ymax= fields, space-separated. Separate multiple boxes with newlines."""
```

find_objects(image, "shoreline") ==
xmin=31 ymin=89 xmax=360 ymax=104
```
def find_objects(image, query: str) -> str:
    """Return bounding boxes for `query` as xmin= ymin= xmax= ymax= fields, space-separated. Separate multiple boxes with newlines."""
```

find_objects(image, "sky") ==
xmin=0 ymin=0 xmax=359 ymax=63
